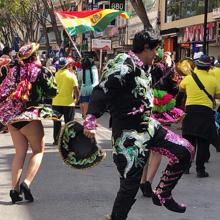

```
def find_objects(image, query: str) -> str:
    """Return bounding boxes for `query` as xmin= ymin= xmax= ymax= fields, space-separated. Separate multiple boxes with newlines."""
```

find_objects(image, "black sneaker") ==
xmin=197 ymin=171 xmax=209 ymax=178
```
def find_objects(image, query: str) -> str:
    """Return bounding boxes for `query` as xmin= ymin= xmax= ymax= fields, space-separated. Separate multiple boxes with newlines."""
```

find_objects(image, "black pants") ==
xmin=53 ymin=106 xmax=75 ymax=142
xmin=111 ymin=127 xmax=194 ymax=220
xmin=183 ymin=135 xmax=210 ymax=172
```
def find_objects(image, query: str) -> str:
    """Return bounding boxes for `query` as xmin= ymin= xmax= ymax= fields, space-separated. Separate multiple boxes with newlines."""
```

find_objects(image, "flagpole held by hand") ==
xmin=99 ymin=48 xmax=103 ymax=72
xmin=64 ymin=29 xmax=82 ymax=58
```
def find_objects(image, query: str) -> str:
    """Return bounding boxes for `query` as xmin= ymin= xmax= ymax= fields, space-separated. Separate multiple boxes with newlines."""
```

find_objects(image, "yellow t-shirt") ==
xmin=180 ymin=67 xmax=220 ymax=109
xmin=209 ymin=67 xmax=220 ymax=106
xmin=52 ymin=69 xmax=78 ymax=106
xmin=209 ymin=66 xmax=220 ymax=83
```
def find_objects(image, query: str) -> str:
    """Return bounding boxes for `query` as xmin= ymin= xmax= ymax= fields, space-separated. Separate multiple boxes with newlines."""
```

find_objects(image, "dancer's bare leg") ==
xmin=146 ymin=151 xmax=162 ymax=183
xmin=141 ymin=151 xmax=162 ymax=184
xmin=140 ymin=151 xmax=162 ymax=196
xmin=8 ymin=124 xmax=28 ymax=191
xmin=20 ymin=120 xmax=44 ymax=187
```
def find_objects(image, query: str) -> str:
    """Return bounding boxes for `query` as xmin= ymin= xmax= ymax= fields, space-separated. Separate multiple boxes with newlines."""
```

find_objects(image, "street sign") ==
xmin=92 ymin=39 xmax=111 ymax=51
xmin=110 ymin=0 xmax=125 ymax=11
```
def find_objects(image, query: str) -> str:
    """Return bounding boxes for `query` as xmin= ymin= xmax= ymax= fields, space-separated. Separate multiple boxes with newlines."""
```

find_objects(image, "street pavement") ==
xmin=0 ymin=109 xmax=220 ymax=220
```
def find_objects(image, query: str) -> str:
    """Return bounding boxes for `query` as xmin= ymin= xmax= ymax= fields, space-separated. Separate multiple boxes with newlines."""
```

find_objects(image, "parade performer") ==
xmin=83 ymin=30 xmax=194 ymax=220
xmin=151 ymin=51 xmax=184 ymax=125
xmin=140 ymin=51 xmax=185 ymax=197
xmin=0 ymin=56 xmax=11 ymax=133
xmin=0 ymin=43 xmax=59 ymax=204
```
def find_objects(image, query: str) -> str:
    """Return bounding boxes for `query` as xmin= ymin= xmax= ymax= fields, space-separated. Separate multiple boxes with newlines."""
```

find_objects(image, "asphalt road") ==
xmin=0 ymin=110 xmax=220 ymax=220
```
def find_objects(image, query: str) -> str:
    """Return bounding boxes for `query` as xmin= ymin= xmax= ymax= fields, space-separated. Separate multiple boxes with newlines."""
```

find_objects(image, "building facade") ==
xmin=160 ymin=0 xmax=220 ymax=60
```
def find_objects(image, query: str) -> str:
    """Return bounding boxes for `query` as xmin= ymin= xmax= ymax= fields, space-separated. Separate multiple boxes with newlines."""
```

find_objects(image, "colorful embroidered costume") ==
xmin=0 ymin=56 xmax=11 ymax=132
xmin=84 ymin=48 xmax=194 ymax=219
xmin=151 ymin=53 xmax=184 ymax=124
xmin=0 ymin=56 xmax=58 ymax=126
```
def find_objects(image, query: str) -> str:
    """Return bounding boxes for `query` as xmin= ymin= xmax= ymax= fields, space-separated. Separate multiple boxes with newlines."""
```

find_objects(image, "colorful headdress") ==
xmin=17 ymin=43 xmax=40 ymax=61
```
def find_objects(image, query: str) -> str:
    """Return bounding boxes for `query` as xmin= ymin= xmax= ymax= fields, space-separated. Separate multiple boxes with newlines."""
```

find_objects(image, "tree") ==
xmin=0 ymin=0 xmax=42 ymax=45
xmin=41 ymin=0 xmax=62 ymax=46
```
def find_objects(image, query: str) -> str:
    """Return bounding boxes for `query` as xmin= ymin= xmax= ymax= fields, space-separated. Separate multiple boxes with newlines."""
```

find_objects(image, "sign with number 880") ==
xmin=110 ymin=0 xmax=125 ymax=11
xmin=111 ymin=3 xmax=124 ymax=10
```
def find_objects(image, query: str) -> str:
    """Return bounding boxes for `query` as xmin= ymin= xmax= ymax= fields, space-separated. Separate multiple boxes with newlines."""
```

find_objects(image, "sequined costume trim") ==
xmin=164 ymin=128 xmax=195 ymax=161
xmin=83 ymin=114 xmax=97 ymax=130
xmin=151 ymin=147 xmax=179 ymax=165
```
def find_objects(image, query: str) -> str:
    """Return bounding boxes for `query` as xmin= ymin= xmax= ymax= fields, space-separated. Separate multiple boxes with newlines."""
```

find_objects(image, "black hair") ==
xmin=81 ymin=58 xmax=94 ymax=69
xmin=132 ymin=30 xmax=161 ymax=53
xmin=81 ymin=58 xmax=94 ymax=84
xmin=2 ymin=46 xmax=12 ymax=55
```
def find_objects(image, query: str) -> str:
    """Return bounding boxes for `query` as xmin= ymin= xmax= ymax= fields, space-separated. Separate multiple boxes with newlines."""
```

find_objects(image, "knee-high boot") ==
xmin=152 ymin=166 xmax=186 ymax=213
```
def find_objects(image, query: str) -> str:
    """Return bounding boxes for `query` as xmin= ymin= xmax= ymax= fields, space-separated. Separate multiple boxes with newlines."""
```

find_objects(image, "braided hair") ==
xmin=81 ymin=58 xmax=94 ymax=84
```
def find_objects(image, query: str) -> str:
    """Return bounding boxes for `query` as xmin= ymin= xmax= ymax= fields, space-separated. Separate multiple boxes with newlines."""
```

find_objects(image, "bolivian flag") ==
xmin=55 ymin=9 xmax=130 ymax=36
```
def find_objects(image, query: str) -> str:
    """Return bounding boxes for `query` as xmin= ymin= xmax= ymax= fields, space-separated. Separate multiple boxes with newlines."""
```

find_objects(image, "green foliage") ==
xmin=3 ymin=0 xmax=34 ymax=16
xmin=0 ymin=0 xmax=3 ymax=8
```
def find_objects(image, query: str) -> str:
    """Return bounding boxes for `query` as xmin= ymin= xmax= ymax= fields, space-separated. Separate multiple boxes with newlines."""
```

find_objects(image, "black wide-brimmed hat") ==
xmin=58 ymin=121 xmax=106 ymax=169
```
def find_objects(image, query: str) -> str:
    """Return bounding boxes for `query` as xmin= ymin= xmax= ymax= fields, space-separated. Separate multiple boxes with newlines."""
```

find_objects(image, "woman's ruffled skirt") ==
xmin=10 ymin=105 xmax=61 ymax=124
xmin=0 ymin=99 xmax=61 ymax=125
xmin=151 ymin=89 xmax=185 ymax=125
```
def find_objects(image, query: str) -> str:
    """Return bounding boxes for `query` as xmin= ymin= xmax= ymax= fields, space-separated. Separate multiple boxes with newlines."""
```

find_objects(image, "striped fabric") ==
xmin=55 ymin=9 xmax=130 ymax=36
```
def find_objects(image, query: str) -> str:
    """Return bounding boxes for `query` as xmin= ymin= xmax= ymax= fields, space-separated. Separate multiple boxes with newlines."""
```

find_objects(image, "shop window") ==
xmin=166 ymin=0 xmax=220 ymax=22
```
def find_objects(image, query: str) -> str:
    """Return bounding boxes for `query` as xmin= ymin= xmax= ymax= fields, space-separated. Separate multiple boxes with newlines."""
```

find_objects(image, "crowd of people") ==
xmin=0 ymin=29 xmax=220 ymax=220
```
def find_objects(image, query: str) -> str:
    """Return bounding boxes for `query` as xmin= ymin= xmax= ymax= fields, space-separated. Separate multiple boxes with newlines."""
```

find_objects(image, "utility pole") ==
xmin=203 ymin=0 xmax=208 ymax=54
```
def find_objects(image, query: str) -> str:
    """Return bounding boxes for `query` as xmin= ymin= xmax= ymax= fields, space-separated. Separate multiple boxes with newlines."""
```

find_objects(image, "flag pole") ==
xmin=64 ymin=29 xmax=82 ymax=58
xmin=99 ymin=48 xmax=103 ymax=72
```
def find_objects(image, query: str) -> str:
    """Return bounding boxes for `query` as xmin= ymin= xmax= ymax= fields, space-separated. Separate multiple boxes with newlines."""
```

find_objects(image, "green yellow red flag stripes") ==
xmin=55 ymin=9 xmax=130 ymax=36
